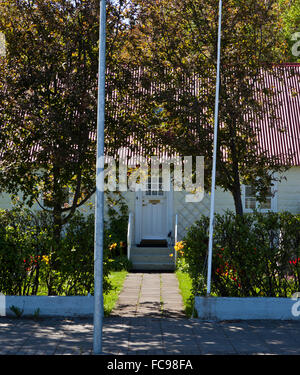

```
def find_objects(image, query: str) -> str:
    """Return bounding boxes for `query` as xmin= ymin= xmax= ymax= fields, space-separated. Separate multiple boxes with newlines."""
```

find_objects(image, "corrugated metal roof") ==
xmin=1 ymin=64 xmax=299 ymax=166
xmin=107 ymin=64 xmax=300 ymax=166
xmin=257 ymin=64 xmax=300 ymax=165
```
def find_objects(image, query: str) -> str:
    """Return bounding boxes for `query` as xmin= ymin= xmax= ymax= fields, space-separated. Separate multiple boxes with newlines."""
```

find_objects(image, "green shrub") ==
xmin=105 ymin=192 xmax=129 ymax=258
xmin=0 ymin=194 xmax=129 ymax=296
xmin=182 ymin=211 xmax=300 ymax=298
xmin=47 ymin=212 xmax=100 ymax=296
xmin=110 ymin=255 xmax=132 ymax=271
xmin=0 ymin=208 xmax=53 ymax=295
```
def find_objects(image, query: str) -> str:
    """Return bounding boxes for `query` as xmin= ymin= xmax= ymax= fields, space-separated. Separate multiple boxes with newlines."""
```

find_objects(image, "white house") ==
xmin=1 ymin=64 xmax=300 ymax=271
xmin=114 ymin=64 xmax=300 ymax=270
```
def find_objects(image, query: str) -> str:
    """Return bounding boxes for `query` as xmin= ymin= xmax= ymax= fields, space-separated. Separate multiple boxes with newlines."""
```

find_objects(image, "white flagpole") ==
xmin=93 ymin=0 xmax=106 ymax=355
xmin=206 ymin=0 xmax=222 ymax=296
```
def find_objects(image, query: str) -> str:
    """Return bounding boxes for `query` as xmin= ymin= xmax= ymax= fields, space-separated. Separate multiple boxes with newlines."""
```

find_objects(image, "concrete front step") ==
xmin=131 ymin=254 xmax=173 ymax=263
xmin=131 ymin=262 xmax=175 ymax=271
xmin=131 ymin=247 xmax=174 ymax=255
xmin=130 ymin=246 xmax=175 ymax=271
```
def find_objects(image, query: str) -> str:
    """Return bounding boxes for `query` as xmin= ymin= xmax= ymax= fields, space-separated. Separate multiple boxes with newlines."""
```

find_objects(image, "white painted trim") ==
xmin=134 ymin=190 xmax=142 ymax=245
xmin=5 ymin=296 xmax=94 ymax=317
xmin=242 ymin=182 xmax=278 ymax=213
xmin=140 ymin=235 xmax=163 ymax=240
xmin=127 ymin=212 xmax=133 ymax=260
xmin=195 ymin=296 xmax=300 ymax=320
xmin=272 ymin=181 xmax=278 ymax=212
xmin=166 ymin=183 xmax=174 ymax=239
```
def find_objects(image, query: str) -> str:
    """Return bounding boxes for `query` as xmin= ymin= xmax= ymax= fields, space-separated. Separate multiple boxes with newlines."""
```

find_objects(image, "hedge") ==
xmin=0 ymin=199 xmax=130 ymax=296
xmin=180 ymin=211 xmax=300 ymax=298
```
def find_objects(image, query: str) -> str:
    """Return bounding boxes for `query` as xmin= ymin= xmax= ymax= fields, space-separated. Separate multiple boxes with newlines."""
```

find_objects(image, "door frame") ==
xmin=135 ymin=186 xmax=173 ymax=245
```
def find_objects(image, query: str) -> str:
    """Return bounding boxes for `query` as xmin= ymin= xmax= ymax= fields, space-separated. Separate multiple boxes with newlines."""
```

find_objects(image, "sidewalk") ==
xmin=1 ymin=272 xmax=300 ymax=355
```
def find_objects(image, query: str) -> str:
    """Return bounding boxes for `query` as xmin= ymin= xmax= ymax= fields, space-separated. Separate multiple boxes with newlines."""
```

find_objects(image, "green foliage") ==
xmin=47 ymin=212 xmax=98 ymax=296
xmin=183 ymin=211 xmax=300 ymax=297
xmin=278 ymin=0 xmax=300 ymax=62
xmin=104 ymin=193 xmax=132 ymax=271
xmin=0 ymin=196 xmax=130 ymax=295
xmin=33 ymin=308 xmax=40 ymax=321
xmin=110 ymin=255 xmax=132 ymax=272
xmin=0 ymin=207 xmax=53 ymax=295
xmin=176 ymin=271 xmax=194 ymax=317
xmin=127 ymin=0 xmax=293 ymax=215
xmin=104 ymin=271 xmax=128 ymax=316
xmin=176 ymin=257 xmax=189 ymax=273
xmin=0 ymin=0 xmax=100 ymax=212
xmin=105 ymin=192 xmax=129 ymax=258
xmin=0 ymin=0 xmax=137 ymax=237
xmin=9 ymin=305 xmax=24 ymax=318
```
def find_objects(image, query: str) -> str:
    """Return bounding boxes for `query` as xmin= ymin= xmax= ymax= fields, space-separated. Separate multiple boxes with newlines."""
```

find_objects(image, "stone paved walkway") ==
xmin=111 ymin=272 xmax=185 ymax=318
xmin=1 ymin=272 xmax=300 ymax=355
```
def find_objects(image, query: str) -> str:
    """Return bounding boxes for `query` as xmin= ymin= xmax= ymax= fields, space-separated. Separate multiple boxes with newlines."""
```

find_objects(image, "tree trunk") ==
xmin=52 ymin=164 xmax=63 ymax=248
xmin=53 ymin=205 xmax=63 ymax=248
xmin=48 ymin=164 xmax=63 ymax=295
xmin=229 ymin=123 xmax=244 ymax=217
xmin=232 ymin=184 xmax=244 ymax=216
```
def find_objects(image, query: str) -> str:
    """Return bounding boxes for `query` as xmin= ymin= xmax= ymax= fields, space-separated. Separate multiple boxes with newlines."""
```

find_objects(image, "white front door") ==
xmin=135 ymin=176 xmax=171 ymax=244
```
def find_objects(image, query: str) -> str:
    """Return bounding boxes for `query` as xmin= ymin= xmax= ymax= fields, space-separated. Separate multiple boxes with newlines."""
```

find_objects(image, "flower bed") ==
xmin=0 ymin=202 xmax=130 ymax=296
xmin=180 ymin=211 xmax=300 ymax=298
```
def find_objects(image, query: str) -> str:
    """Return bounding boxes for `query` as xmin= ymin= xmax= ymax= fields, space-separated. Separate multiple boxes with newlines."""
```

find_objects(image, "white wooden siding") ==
xmin=277 ymin=166 xmax=300 ymax=214
xmin=1 ymin=166 xmax=300 ymax=242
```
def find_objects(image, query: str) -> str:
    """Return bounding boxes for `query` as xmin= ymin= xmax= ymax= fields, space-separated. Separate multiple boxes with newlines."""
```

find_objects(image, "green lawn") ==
xmin=35 ymin=270 xmax=128 ymax=302
xmin=104 ymin=270 xmax=128 ymax=316
xmin=35 ymin=270 xmax=127 ymax=316
xmin=176 ymin=270 xmax=194 ymax=317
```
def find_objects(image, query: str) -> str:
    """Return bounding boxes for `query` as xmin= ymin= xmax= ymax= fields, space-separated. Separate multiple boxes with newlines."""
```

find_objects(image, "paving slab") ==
xmin=111 ymin=272 xmax=185 ymax=318
xmin=2 ymin=273 xmax=300 ymax=355
xmin=2 ymin=316 xmax=300 ymax=354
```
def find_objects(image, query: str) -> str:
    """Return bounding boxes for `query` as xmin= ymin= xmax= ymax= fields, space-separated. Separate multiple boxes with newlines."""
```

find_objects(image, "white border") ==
xmin=0 ymin=293 xmax=5 ymax=316
xmin=195 ymin=296 xmax=300 ymax=320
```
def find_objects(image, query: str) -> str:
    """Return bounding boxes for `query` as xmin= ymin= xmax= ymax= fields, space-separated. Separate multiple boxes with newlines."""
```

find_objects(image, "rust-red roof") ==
xmin=1 ymin=64 xmax=300 ymax=166
xmin=257 ymin=64 xmax=300 ymax=166
xmin=114 ymin=64 xmax=300 ymax=166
